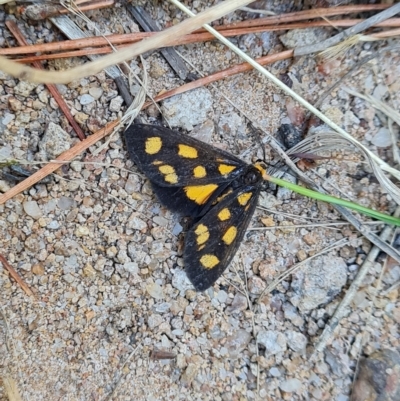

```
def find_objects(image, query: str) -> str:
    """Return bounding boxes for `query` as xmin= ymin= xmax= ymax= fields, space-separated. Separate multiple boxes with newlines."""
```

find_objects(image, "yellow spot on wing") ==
xmin=238 ymin=192 xmax=252 ymax=206
xmin=218 ymin=164 xmax=236 ymax=175
xmin=152 ymin=160 xmax=163 ymax=165
xmin=195 ymin=224 xmax=209 ymax=245
xmin=193 ymin=165 xmax=207 ymax=178
xmin=145 ymin=137 xmax=162 ymax=154
xmin=184 ymin=184 xmax=218 ymax=205
xmin=178 ymin=144 xmax=198 ymax=158
xmin=222 ymin=226 xmax=237 ymax=245
xmin=218 ymin=208 xmax=231 ymax=221
xmin=200 ymin=254 xmax=219 ymax=269
xmin=159 ymin=165 xmax=178 ymax=184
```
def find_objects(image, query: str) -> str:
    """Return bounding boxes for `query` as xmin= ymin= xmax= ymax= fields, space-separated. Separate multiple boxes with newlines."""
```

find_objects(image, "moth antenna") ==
xmin=248 ymin=122 xmax=267 ymax=163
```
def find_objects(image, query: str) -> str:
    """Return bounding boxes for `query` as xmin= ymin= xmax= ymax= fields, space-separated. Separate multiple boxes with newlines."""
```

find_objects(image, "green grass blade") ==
xmin=268 ymin=176 xmax=400 ymax=227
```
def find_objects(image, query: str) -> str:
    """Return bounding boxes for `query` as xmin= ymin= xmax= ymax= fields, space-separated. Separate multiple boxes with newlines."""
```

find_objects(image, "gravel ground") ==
xmin=1 ymin=2 xmax=400 ymax=400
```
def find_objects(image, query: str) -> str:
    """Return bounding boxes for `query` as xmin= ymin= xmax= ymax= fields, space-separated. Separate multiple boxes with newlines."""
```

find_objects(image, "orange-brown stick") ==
xmin=0 ymin=254 xmax=35 ymax=297
xmin=5 ymin=20 xmax=86 ymax=141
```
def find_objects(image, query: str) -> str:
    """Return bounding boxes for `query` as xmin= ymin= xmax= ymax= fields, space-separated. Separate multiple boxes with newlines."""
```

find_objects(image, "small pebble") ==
xmin=75 ymin=226 xmax=90 ymax=237
xmin=32 ymin=263 xmax=45 ymax=275
xmin=0 ymin=180 xmax=11 ymax=193
xmin=286 ymin=331 xmax=307 ymax=353
xmin=58 ymin=196 xmax=76 ymax=210
xmin=371 ymin=127 xmax=392 ymax=147
xmin=216 ymin=290 xmax=228 ymax=304
xmin=269 ymin=367 xmax=281 ymax=377
xmin=257 ymin=331 xmax=287 ymax=356
xmin=14 ymin=81 xmax=37 ymax=97
xmin=109 ymin=96 xmax=124 ymax=112
xmin=23 ymin=201 xmax=42 ymax=219
xmin=225 ymin=329 xmax=251 ymax=359
xmin=2 ymin=113 xmax=15 ymax=125
xmin=80 ymin=94 xmax=94 ymax=105
xmin=47 ymin=221 xmax=60 ymax=229
xmin=352 ymin=349 xmax=400 ymax=401
xmin=146 ymin=282 xmax=165 ymax=300
xmin=279 ymin=378 xmax=302 ymax=393
xmin=123 ymin=262 xmax=138 ymax=274
xmin=89 ymin=87 xmax=103 ymax=99
xmin=39 ymin=122 xmax=71 ymax=159
xmin=226 ymin=293 xmax=247 ymax=314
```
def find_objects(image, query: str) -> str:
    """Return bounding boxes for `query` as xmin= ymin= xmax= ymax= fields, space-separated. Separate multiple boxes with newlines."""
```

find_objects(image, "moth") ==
xmin=124 ymin=124 xmax=268 ymax=291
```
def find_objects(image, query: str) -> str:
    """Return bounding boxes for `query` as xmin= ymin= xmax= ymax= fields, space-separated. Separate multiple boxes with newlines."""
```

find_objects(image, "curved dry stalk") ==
xmin=0 ymin=0 xmax=253 ymax=83
xmin=344 ymin=87 xmax=400 ymax=127
xmin=320 ymin=30 xmax=400 ymax=61
xmin=286 ymin=131 xmax=357 ymax=161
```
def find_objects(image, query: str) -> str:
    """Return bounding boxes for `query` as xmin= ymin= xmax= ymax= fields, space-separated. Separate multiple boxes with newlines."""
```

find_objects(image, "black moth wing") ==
xmin=124 ymin=123 xmax=252 ymax=217
xmin=184 ymin=183 xmax=262 ymax=291
xmin=124 ymin=124 xmax=247 ymax=187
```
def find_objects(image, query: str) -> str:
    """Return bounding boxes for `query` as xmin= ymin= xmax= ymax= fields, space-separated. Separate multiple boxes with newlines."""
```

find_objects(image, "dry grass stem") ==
xmin=0 ymin=254 xmax=35 ymax=297
xmin=294 ymin=3 xmax=400 ymax=56
xmin=3 ymin=19 xmax=400 ymax=62
xmin=3 ymin=376 xmax=23 ymax=401
xmin=0 ymin=0 xmax=253 ymax=83
xmin=23 ymin=0 xmax=114 ymax=20
xmin=320 ymin=29 xmax=400 ymax=61
xmin=249 ymin=222 xmax=381 ymax=232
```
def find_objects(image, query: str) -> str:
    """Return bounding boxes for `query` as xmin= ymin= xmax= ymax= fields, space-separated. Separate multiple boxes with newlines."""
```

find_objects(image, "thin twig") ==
xmin=5 ymin=20 xmax=86 ymax=141
xmin=234 ymin=256 xmax=260 ymax=396
xmin=104 ymin=346 xmax=140 ymax=401
xmin=294 ymin=3 xmax=400 ymax=56
xmin=344 ymin=88 xmax=400 ymax=127
xmin=141 ymin=50 xmax=293 ymax=108
xmin=23 ymin=0 xmax=114 ymax=20
xmin=0 ymin=254 xmax=35 ymax=297
xmin=381 ymin=280 xmax=400 ymax=296
xmin=0 ymin=120 xmax=120 ymax=205
xmin=3 ymin=19 xmax=400 ymax=60
xmin=249 ymin=221 xmax=381 ymax=231
xmin=222 ymin=4 xmax=389 ymax=29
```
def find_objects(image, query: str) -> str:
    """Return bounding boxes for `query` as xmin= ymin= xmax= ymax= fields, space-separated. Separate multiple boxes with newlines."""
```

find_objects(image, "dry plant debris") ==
xmin=0 ymin=1 xmax=400 ymax=400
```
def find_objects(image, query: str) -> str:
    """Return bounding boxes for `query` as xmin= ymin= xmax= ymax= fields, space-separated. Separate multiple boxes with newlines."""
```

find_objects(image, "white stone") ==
xmin=23 ymin=201 xmax=42 ymax=219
